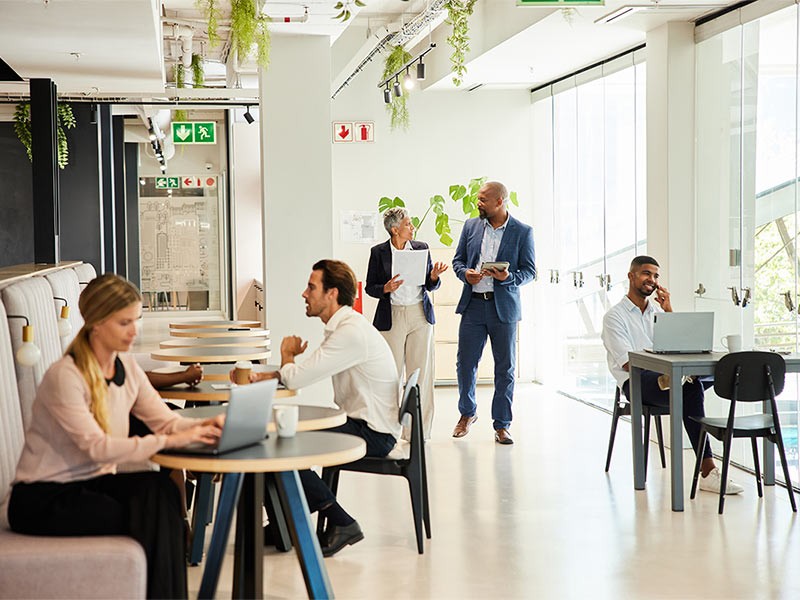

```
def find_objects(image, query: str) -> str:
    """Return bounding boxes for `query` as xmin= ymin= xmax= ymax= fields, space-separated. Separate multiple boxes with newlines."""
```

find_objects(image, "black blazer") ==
xmin=365 ymin=240 xmax=440 ymax=331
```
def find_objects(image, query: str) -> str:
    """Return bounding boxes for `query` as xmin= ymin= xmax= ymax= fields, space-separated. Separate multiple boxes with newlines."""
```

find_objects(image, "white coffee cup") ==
xmin=273 ymin=404 xmax=299 ymax=438
xmin=233 ymin=360 xmax=252 ymax=385
xmin=721 ymin=334 xmax=743 ymax=353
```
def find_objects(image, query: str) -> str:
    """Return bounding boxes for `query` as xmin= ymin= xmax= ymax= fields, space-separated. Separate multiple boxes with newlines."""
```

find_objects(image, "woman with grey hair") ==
xmin=366 ymin=207 xmax=448 ymax=439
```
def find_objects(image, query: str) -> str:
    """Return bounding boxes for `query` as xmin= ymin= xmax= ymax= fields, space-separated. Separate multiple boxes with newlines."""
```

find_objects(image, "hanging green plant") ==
xmin=13 ymin=102 xmax=76 ymax=170
xmin=174 ymin=63 xmax=186 ymax=88
xmin=332 ymin=0 xmax=366 ymax=22
xmin=382 ymin=45 xmax=412 ymax=131
xmin=230 ymin=0 xmax=271 ymax=70
xmin=191 ymin=53 xmax=205 ymax=87
xmin=195 ymin=0 xmax=222 ymax=47
xmin=444 ymin=0 xmax=478 ymax=86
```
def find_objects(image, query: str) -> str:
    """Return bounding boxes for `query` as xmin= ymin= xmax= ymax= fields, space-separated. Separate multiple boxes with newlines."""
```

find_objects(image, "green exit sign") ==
xmin=518 ymin=0 xmax=604 ymax=5
xmin=155 ymin=176 xmax=180 ymax=189
xmin=172 ymin=121 xmax=217 ymax=145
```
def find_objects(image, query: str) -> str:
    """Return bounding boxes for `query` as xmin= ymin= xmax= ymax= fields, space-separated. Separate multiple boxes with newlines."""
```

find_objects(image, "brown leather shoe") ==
xmin=452 ymin=415 xmax=477 ymax=438
xmin=494 ymin=428 xmax=514 ymax=445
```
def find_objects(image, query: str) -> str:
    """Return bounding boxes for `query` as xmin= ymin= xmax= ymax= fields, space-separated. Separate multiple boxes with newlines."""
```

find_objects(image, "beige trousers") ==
xmin=381 ymin=303 xmax=435 ymax=440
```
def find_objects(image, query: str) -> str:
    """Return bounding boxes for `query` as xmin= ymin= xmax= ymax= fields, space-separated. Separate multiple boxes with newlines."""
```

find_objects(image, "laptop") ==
xmin=645 ymin=312 xmax=714 ymax=354
xmin=165 ymin=379 xmax=277 ymax=455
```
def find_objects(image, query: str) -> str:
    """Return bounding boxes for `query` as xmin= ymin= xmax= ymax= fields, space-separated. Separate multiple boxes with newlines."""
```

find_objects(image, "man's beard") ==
xmin=478 ymin=209 xmax=487 ymax=219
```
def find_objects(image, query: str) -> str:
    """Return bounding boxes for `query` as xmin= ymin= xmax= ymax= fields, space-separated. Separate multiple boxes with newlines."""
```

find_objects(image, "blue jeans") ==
xmin=456 ymin=296 xmax=517 ymax=430
xmin=622 ymin=370 xmax=712 ymax=459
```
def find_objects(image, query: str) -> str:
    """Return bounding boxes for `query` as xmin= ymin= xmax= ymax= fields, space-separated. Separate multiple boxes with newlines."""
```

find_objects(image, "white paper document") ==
xmin=392 ymin=249 xmax=428 ymax=287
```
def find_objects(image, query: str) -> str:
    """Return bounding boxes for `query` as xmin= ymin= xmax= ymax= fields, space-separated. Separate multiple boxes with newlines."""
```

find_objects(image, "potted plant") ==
xmin=378 ymin=177 xmax=519 ymax=246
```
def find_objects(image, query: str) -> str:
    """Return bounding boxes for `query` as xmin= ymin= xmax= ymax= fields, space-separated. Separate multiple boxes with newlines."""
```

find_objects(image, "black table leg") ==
xmin=276 ymin=470 xmax=334 ymax=599
xmin=233 ymin=473 xmax=265 ymax=599
xmin=189 ymin=473 xmax=215 ymax=566
xmin=198 ymin=472 xmax=243 ymax=600
xmin=264 ymin=472 xmax=293 ymax=552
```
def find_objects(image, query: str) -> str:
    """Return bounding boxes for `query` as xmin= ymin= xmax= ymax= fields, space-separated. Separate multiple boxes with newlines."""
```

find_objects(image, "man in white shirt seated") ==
xmin=251 ymin=259 xmax=401 ymax=556
xmin=601 ymin=255 xmax=742 ymax=495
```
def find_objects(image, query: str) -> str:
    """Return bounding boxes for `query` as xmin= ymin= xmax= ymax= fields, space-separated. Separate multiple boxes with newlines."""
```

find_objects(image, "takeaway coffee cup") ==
xmin=273 ymin=404 xmax=299 ymax=438
xmin=232 ymin=360 xmax=252 ymax=385
xmin=721 ymin=334 xmax=743 ymax=353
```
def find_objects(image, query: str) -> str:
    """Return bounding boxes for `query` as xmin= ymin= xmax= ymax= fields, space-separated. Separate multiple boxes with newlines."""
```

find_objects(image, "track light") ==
xmin=53 ymin=297 xmax=72 ymax=338
xmin=416 ymin=61 xmax=426 ymax=80
xmin=404 ymin=69 xmax=415 ymax=90
xmin=243 ymin=107 xmax=255 ymax=124
xmin=383 ymin=86 xmax=391 ymax=104
xmin=7 ymin=315 xmax=41 ymax=366
xmin=392 ymin=78 xmax=402 ymax=97
xmin=377 ymin=43 xmax=436 ymax=103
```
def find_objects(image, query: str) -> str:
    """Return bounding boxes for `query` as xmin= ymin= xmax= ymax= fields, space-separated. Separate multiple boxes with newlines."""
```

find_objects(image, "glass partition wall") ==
xmin=695 ymin=4 xmax=800 ymax=483
xmin=531 ymin=56 xmax=647 ymax=409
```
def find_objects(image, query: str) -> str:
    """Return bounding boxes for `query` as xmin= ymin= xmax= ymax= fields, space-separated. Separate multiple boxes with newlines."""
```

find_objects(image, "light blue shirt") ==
xmin=473 ymin=215 xmax=508 ymax=293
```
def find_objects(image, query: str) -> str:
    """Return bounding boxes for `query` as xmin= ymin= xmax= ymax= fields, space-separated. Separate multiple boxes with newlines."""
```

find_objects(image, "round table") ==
xmin=159 ymin=337 xmax=270 ymax=349
xmin=150 ymin=346 xmax=270 ymax=363
xmin=170 ymin=319 xmax=262 ymax=329
xmin=150 ymin=363 xmax=279 ymax=382
xmin=158 ymin=380 xmax=295 ymax=402
xmin=177 ymin=404 xmax=345 ymax=432
xmin=169 ymin=327 xmax=270 ymax=339
xmin=152 ymin=433 xmax=365 ymax=599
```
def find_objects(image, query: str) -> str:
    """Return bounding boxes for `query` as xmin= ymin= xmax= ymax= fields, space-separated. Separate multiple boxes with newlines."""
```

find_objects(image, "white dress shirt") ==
xmin=279 ymin=306 xmax=401 ymax=438
xmin=601 ymin=295 xmax=663 ymax=388
xmin=473 ymin=215 xmax=508 ymax=293
xmin=390 ymin=241 xmax=424 ymax=306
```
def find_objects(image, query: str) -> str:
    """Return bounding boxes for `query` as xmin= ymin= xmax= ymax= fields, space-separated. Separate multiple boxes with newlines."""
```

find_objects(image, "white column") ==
xmin=260 ymin=36 xmax=333 ymax=351
xmin=646 ymin=22 xmax=696 ymax=311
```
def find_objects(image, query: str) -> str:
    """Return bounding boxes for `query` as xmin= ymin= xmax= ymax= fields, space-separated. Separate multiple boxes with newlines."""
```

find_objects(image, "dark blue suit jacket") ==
xmin=365 ymin=240 xmax=440 ymax=331
xmin=452 ymin=214 xmax=536 ymax=323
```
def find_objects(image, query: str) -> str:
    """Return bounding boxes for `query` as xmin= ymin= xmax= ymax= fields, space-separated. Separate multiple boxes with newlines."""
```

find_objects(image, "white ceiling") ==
xmin=0 ymin=0 xmax=740 ymax=97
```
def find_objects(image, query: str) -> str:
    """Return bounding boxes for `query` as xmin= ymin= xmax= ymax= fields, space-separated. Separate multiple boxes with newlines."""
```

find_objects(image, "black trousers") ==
xmin=9 ymin=471 xmax=188 ymax=600
xmin=299 ymin=418 xmax=396 ymax=512
xmin=623 ymin=369 xmax=713 ymax=459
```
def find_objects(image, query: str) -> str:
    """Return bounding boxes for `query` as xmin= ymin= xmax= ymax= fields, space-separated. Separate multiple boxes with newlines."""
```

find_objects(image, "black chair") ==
xmin=689 ymin=351 xmax=797 ymax=514
xmin=317 ymin=369 xmax=431 ymax=554
xmin=605 ymin=387 xmax=669 ymax=476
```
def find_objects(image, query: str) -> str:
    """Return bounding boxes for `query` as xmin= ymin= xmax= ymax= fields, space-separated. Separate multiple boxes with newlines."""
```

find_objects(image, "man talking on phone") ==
xmin=601 ymin=255 xmax=741 ymax=494
xmin=451 ymin=181 xmax=536 ymax=444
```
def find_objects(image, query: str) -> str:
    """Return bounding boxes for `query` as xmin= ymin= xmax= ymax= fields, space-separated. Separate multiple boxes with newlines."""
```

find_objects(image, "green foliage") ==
xmin=191 ymin=53 xmax=205 ymax=87
xmin=174 ymin=109 xmax=189 ymax=122
xmin=377 ymin=177 xmax=519 ymax=246
xmin=174 ymin=63 xmax=186 ymax=88
xmin=13 ymin=102 xmax=76 ymax=169
xmin=382 ymin=45 xmax=412 ymax=131
xmin=195 ymin=0 xmax=221 ymax=47
xmin=444 ymin=0 xmax=478 ymax=86
xmin=332 ymin=0 xmax=366 ymax=22
xmin=230 ymin=0 xmax=271 ymax=70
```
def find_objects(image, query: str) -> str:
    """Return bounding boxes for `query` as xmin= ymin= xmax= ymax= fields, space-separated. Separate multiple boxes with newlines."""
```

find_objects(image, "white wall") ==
xmin=230 ymin=119 xmax=263 ymax=319
xmin=330 ymin=55 xmax=537 ymax=379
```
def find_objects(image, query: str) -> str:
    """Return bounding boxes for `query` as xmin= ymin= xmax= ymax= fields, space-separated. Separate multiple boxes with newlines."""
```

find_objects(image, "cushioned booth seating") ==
xmin=72 ymin=262 xmax=97 ymax=289
xmin=0 ymin=297 xmax=147 ymax=599
xmin=44 ymin=267 xmax=84 ymax=351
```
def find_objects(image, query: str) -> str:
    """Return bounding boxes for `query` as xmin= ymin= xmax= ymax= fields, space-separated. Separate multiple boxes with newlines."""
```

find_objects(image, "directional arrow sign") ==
xmin=332 ymin=122 xmax=353 ymax=143
xmin=172 ymin=122 xmax=193 ymax=143
xmin=155 ymin=177 xmax=168 ymax=189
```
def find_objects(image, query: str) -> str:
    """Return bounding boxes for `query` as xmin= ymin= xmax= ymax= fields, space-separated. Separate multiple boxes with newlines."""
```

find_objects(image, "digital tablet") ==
xmin=480 ymin=261 xmax=510 ymax=272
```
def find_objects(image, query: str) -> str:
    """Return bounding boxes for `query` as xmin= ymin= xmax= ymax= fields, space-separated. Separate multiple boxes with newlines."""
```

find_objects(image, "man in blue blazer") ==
xmin=451 ymin=181 xmax=536 ymax=444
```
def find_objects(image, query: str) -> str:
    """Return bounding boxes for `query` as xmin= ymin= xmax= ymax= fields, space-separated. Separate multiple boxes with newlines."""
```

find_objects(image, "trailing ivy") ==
xmin=444 ymin=0 xmax=478 ymax=86
xmin=13 ymin=102 xmax=76 ymax=169
xmin=191 ymin=53 xmax=205 ymax=87
xmin=382 ymin=45 xmax=412 ymax=131
xmin=195 ymin=0 xmax=222 ymax=47
xmin=231 ymin=0 xmax=271 ymax=70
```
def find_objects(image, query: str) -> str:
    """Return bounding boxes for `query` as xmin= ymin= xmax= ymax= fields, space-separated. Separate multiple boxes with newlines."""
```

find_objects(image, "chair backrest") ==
xmin=0 ymin=300 xmax=26 ymax=528
xmin=72 ymin=263 xmax=98 ymax=290
xmin=399 ymin=368 xmax=421 ymax=426
xmin=714 ymin=351 xmax=786 ymax=401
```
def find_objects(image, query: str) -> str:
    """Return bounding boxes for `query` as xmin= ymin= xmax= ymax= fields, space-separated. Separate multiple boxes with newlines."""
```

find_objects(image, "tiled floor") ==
xmin=184 ymin=382 xmax=800 ymax=600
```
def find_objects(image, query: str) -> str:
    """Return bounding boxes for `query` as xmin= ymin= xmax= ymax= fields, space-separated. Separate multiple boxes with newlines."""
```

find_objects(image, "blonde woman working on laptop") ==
xmin=601 ymin=255 xmax=742 ymax=495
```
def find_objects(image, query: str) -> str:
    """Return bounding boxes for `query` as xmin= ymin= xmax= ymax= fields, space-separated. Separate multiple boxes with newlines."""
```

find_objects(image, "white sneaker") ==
xmin=699 ymin=467 xmax=744 ymax=495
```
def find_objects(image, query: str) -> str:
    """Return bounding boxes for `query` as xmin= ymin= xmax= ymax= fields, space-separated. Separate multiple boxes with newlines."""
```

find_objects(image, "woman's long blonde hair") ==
xmin=65 ymin=274 xmax=142 ymax=432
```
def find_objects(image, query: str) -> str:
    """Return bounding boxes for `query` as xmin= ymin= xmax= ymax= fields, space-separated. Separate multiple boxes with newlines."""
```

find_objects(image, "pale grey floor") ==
xmin=184 ymin=382 xmax=800 ymax=600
